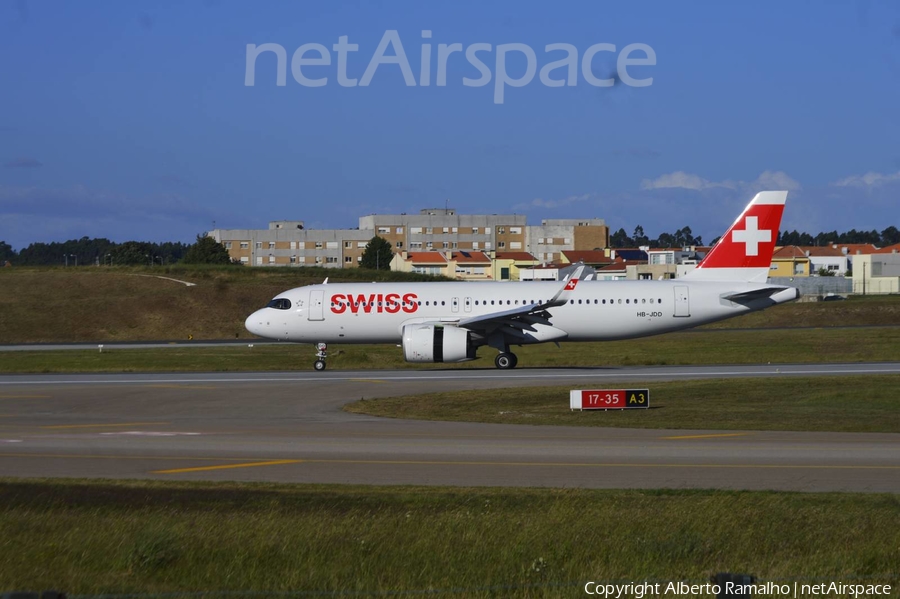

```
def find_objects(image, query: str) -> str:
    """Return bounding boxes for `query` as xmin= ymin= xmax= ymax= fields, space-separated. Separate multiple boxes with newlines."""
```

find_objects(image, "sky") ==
xmin=1 ymin=0 xmax=899 ymax=250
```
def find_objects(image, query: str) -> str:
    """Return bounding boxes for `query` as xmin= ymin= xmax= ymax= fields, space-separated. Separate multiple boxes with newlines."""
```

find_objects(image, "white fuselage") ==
xmin=245 ymin=279 xmax=797 ymax=345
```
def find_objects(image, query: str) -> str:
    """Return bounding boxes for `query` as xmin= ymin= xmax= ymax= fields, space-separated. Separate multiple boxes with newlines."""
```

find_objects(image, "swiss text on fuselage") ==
xmin=330 ymin=293 xmax=419 ymax=314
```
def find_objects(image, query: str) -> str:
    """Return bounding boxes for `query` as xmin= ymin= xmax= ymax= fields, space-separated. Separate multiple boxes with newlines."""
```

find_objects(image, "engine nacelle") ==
xmin=402 ymin=324 xmax=476 ymax=363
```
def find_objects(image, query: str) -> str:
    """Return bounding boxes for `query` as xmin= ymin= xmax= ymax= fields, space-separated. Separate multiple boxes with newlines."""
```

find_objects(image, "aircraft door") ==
xmin=674 ymin=285 xmax=690 ymax=317
xmin=309 ymin=289 xmax=325 ymax=321
xmin=464 ymin=297 xmax=472 ymax=313
xmin=451 ymin=297 xmax=459 ymax=313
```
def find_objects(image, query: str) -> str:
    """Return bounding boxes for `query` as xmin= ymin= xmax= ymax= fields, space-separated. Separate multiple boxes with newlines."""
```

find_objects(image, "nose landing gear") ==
xmin=314 ymin=342 xmax=328 ymax=371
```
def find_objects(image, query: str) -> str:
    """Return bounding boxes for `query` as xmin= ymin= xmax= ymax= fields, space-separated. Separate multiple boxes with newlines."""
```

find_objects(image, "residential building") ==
xmin=800 ymin=246 xmax=849 ymax=276
xmin=210 ymin=207 xmax=608 ymax=269
xmin=851 ymin=251 xmax=900 ymax=294
xmin=491 ymin=252 xmax=538 ymax=281
xmin=769 ymin=246 xmax=811 ymax=277
xmin=359 ymin=208 xmax=527 ymax=254
xmin=560 ymin=250 xmax=612 ymax=268
xmin=390 ymin=251 xmax=452 ymax=278
xmin=526 ymin=219 xmax=609 ymax=263
xmin=209 ymin=221 xmax=372 ymax=268
xmin=451 ymin=251 xmax=493 ymax=281
xmin=390 ymin=250 xmax=493 ymax=280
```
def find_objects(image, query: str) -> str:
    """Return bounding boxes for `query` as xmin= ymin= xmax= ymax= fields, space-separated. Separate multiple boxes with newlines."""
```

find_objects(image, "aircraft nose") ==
xmin=245 ymin=310 xmax=264 ymax=337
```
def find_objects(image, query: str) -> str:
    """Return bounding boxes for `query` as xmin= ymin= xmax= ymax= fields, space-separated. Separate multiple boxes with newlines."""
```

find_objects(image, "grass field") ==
xmin=0 ymin=265 xmax=451 ymax=343
xmin=1 ymin=479 xmax=898 ymax=597
xmin=345 ymin=375 xmax=900 ymax=433
xmin=1 ymin=325 xmax=897 ymax=373
xmin=0 ymin=266 xmax=898 ymax=344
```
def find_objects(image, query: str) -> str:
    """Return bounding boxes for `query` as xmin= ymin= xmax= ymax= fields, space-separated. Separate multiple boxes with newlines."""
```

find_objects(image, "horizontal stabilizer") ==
xmin=723 ymin=286 xmax=799 ymax=303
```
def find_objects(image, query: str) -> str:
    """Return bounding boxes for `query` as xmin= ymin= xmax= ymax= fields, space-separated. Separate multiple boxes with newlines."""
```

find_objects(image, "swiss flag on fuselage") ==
xmin=697 ymin=192 xmax=786 ymax=270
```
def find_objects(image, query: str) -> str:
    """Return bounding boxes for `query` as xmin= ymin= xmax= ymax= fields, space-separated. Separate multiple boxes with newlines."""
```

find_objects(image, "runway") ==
xmin=1 ymin=363 xmax=898 ymax=493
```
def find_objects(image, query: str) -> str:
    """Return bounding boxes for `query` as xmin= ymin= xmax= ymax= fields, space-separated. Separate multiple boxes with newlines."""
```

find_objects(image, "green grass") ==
xmin=0 ymin=266 xmax=898 ymax=344
xmin=1 ymin=479 xmax=898 ymax=597
xmin=0 ymin=265 xmax=452 ymax=344
xmin=1 ymin=326 xmax=898 ymax=373
xmin=345 ymin=375 xmax=900 ymax=433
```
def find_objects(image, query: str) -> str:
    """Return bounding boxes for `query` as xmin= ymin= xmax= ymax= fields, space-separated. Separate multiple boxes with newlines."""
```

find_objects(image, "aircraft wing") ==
xmin=455 ymin=266 xmax=584 ymax=342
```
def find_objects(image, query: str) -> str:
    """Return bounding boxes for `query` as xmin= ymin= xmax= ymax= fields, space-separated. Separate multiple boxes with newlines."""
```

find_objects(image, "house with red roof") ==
xmin=491 ymin=251 xmax=538 ymax=281
xmin=451 ymin=251 xmax=493 ymax=280
xmin=390 ymin=251 xmax=451 ymax=278
xmin=390 ymin=250 xmax=495 ymax=280
xmin=769 ymin=246 xmax=811 ymax=277
xmin=800 ymin=246 xmax=849 ymax=276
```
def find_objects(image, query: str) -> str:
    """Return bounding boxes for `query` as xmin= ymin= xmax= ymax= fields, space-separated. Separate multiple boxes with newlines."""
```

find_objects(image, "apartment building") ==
xmin=210 ymin=208 xmax=609 ymax=269
xmin=526 ymin=219 xmax=609 ymax=263
xmin=209 ymin=221 xmax=373 ymax=268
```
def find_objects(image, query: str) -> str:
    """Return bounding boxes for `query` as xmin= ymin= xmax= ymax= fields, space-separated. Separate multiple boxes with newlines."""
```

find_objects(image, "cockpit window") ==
xmin=266 ymin=298 xmax=291 ymax=310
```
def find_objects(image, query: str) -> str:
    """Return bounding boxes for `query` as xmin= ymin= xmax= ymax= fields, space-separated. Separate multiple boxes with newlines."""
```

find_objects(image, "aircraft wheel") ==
xmin=494 ymin=352 xmax=517 ymax=370
xmin=314 ymin=359 xmax=327 ymax=371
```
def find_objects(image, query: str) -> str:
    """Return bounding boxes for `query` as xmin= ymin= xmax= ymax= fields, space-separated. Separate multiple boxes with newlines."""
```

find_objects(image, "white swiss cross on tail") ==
xmin=564 ymin=278 xmax=578 ymax=291
xmin=684 ymin=191 xmax=788 ymax=284
xmin=731 ymin=216 xmax=772 ymax=257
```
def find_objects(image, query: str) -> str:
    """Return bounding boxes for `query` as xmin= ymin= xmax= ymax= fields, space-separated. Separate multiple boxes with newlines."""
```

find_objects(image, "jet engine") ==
xmin=402 ymin=324 xmax=476 ymax=363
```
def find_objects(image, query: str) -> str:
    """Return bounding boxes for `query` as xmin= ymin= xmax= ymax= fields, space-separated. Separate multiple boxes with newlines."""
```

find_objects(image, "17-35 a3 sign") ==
xmin=569 ymin=389 xmax=649 ymax=410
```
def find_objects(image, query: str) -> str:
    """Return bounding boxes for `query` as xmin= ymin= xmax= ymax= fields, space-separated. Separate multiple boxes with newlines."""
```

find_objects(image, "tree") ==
xmin=881 ymin=226 xmax=900 ymax=247
xmin=609 ymin=228 xmax=633 ymax=248
xmin=632 ymin=225 xmax=649 ymax=246
xmin=112 ymin=241 xmax=155 ymax=265
xmin=360 ymin=236 xmax=394 ymax=270
xmin=0 ymin=241 xmax=16 ymax=264
xmin=182 ymin=234 xmax=233 ymax=264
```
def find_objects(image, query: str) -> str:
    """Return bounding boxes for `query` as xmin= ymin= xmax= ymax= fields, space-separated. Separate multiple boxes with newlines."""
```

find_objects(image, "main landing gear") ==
xmin=314 ymin=342 xmax=328 ymax=371
xmin=494 ymin=352 xmax=518 ymax=370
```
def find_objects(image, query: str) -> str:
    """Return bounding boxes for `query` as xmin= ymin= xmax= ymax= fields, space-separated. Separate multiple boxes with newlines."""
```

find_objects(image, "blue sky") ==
xmin=2 ymin=0 xmax=899 ymax=250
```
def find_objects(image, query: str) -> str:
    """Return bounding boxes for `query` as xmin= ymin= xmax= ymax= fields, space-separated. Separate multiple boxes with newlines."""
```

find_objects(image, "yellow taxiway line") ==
xmin=661 ymin=432 xmax=752 ymax=440
xmin=40 ymin=422 xmax=169 ymax=430
xmin=153 ymin=459 xmax=302 ymax=474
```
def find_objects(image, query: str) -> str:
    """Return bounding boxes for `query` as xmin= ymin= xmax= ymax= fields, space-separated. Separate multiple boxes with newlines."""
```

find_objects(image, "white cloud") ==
xmin=750 ymin=170 xmax=801 ymax=191
xmin=514 ymin=193 xmax=591 ymax=210
xmin=640 ymin=170 xmax=799 ymax=192
xmin=831 ymin=170 xmax=900 ymax=188
xmin=640 ymin=171 xmax=737 ymax=191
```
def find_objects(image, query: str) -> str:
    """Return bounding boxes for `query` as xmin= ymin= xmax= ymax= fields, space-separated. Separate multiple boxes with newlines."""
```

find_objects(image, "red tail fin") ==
xmin=685 ymin=191 xmax=787 ymax=282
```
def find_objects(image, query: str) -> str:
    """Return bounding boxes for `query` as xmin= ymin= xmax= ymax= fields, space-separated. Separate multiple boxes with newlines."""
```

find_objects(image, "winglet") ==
xmin=547 ymin=265 xmax=584 ymax=307
xmin=323 ymin=277 xmax=329 ymax=285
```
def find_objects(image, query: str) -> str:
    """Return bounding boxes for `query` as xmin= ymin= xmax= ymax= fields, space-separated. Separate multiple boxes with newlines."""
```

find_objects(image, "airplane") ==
xmin=245 ymin=191 xmax=798 ymax=370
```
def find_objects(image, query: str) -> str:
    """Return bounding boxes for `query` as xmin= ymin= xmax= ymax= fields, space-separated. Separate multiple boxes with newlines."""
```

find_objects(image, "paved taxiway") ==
xmin=1 ymin=362 xmax=898 ymax=492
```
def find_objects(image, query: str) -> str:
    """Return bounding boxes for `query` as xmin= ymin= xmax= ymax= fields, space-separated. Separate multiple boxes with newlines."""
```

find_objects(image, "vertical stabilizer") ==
xmin=683 ymin=191 xmax=787 ymax=283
